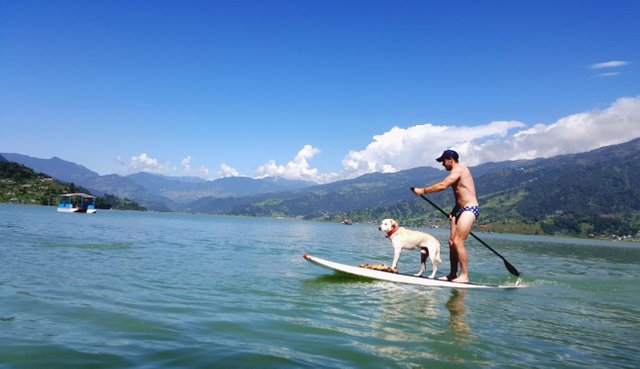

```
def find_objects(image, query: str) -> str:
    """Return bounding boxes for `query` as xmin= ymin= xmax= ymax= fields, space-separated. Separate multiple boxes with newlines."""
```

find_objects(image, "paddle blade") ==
xmin=504 ymin=261 xmax=520 ymax=277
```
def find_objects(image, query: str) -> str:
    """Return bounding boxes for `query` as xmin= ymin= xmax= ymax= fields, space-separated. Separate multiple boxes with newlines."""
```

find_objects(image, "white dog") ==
xmin=378 ymin=218 xmax=442 ymax=278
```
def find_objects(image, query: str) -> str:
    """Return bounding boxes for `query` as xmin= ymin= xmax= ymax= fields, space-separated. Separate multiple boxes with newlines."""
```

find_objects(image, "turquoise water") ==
xmin=1 ymin=204 xmax=638 ymax=369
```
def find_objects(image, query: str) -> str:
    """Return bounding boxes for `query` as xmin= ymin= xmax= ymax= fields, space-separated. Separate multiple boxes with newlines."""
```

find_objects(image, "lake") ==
xmin=1 ymin=204 xmax=638 ymax=368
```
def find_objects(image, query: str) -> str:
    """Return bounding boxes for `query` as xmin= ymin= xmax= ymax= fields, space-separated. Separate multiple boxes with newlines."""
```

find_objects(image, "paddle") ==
xmin=410 ymin=188 xmax=521 ymax=277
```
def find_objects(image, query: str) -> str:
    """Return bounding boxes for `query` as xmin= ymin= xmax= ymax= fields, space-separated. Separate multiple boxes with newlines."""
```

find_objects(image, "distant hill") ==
xmin=182 ymin=167 xmax=446 ymax=216
xmin=126 ymin=172 xmax=314 ymax=204
xmin=473 ymin=138 xmax=640 ymax=236
xmin=0 ymin=160 xmax=66 ymax=205
xmin=1 ymin=153 xmax=315 ymax=211
xmin=0 ymin=160 xmax=146 ymax=210
xmin=183 ymin=138 xmax=640 ymax=237
xmin=1 ymin=154 xmax=98 ymax=183
xmin=4 ymin=138 xmax=639 ymax=237
xmin=1 ymin=153 xmax=174 ymax=211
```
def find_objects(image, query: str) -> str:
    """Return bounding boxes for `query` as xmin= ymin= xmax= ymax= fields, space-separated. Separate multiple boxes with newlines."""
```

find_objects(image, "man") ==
xmin=412 ymin=150 xmax=479 ymax=283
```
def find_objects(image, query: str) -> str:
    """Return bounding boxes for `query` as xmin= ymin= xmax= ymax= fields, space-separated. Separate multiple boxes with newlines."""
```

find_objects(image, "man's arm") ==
xmin=412 ymin=167 xmax=461 ymax=195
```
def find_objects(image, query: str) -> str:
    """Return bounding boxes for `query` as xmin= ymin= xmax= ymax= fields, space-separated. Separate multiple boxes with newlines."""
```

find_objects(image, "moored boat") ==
xmin=57 ymin=193 xmax=97 ymax=213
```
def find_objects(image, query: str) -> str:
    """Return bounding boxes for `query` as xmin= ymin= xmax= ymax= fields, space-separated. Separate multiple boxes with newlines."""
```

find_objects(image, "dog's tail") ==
xmin=435 ymin=243 xmax=443 ymax=264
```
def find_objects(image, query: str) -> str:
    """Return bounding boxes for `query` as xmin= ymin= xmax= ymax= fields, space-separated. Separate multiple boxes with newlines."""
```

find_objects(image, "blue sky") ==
xmin=1 ymin=0 xmax=639 ymax=183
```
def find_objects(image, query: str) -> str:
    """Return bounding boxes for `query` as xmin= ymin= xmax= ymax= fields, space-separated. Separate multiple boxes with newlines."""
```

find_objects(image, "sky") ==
xmin=1 ymin=0 xmax=639 ymax=183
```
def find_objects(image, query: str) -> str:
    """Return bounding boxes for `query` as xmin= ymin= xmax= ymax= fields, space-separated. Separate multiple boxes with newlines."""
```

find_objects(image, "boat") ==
xmin=342 ymin=218 xmax=352 ymax=225
xmin=57 ymin=193 xmax=97 ymax=213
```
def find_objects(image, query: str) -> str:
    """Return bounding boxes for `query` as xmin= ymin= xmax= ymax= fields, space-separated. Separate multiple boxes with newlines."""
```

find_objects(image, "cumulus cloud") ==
xmin=340 ymin=120 xmax=525 ymax=178
xmin=116 ymin=153 xmax=164 ymax=175
xmin=181 ymin=156 xmax=192 ymax=171
xmin=219 ymin=163 xmax=240 ymax=177
xmin=467 ymin=96 xmax=640 ymax=163
xmin=116 ymin=153 xmax=213 ymax=179
xmin=126 ymin=153 xmax=168 ymax=174
xmin=255 ymin=145 xmax=322 ymax=181
xmin=248 ymin=97 xmax=640 ymax=184
xmin=340 ymin=97 xmax=640 ymax=176
xmin=179 ymin=155 xmax=212 ymax=179
xmin=115 ymin=97 xmax=639 ymax=184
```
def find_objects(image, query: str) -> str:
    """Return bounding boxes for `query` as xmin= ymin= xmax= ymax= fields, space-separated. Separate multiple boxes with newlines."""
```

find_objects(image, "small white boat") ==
xmin=57 ymin=193 xmax=97 ymax=213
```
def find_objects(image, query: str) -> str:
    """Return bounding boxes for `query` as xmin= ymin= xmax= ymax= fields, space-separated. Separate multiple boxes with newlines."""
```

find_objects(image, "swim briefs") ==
xmin=450 ymin=205 xmax=480 ymax=220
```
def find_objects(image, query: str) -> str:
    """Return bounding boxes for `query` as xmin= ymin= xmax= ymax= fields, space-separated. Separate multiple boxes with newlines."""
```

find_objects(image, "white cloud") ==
xmin=179 ymin=155 xmax=213 ymax=179
xmin=126 ymin=153 xmax=168 ymax=174
xmin=116 ymin=153 xmax=166 ymax=176
xmin=250 ymin=97 xmax=640 ymax=184
xmin=219 ymin=163 xmax=240 ymax=177
xmin=595 ymin=72 xmax=620 ymax=78
xmin=339 ymin=120 xmax=525 ymax=178
xmin=255 ymin=144 xmax=322 ymax=181
xmin=590 ymin=61 xmax=629 ymax=69
xmin=181 ymin=156 xmax=192 ymax=171
xmin=114 ymin=97 xmax=640 ymax=184
xmin=116 ymin=153 xmax=213 ymax=179
xmin=467 ymin=96 xmax=640 ymax=163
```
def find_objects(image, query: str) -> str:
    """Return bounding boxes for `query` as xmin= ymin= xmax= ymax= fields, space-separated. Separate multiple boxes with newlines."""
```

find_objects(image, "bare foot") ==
xmin=438 ymin=275 xmax=456 ymax=281
xmin=451 ymin=275 xmax=469 ymax=283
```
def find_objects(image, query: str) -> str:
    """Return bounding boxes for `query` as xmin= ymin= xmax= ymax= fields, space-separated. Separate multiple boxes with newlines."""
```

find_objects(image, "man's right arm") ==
xmin=414 ymin=168 xmax=461 ymax=195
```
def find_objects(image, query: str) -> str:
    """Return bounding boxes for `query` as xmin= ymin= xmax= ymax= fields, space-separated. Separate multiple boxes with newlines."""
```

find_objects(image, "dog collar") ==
xmin=386 ymin=227 xmax=399 ymax=238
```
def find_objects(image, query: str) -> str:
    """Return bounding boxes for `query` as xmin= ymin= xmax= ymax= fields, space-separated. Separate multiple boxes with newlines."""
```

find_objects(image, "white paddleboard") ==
xmin=304 ymin=254 xmax=523 ymax=289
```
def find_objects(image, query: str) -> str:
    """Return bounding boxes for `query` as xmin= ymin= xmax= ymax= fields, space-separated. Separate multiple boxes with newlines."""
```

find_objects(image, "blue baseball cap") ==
xmin=436 ymin=150 xmax=459 ymax=162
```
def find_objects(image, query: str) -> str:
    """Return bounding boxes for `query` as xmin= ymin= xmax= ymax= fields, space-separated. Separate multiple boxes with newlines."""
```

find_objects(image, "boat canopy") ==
xmin=60 ymin=193 xmax=95 ymax=198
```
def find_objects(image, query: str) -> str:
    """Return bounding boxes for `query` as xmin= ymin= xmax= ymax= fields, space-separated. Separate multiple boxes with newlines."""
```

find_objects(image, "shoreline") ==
xmin=3 ymin=202 xmax=639 ymax=243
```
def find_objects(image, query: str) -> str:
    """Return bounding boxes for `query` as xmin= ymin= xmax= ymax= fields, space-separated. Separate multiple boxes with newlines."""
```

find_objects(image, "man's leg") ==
xmin=440 ymin=217 xmax=459 ymax=280
xmin=450 ymin=211 xmax=476 ymax=283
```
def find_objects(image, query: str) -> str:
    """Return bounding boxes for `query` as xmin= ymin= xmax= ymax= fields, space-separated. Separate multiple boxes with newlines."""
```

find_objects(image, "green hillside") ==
xmin=0 ymin=161 xmax=67 ymax=205
xmin=187 ymin=139 xmax=640 ymax=238
xmin=0 ymin=159 xmax=147 ymax=211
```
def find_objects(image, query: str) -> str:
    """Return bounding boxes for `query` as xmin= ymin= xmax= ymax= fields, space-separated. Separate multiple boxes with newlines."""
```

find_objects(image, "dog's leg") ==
xmin=415 ymin=249 xmax=427 ymax=277
xmin=391 ymin=249 xmax=402 ymax=270
xmin=428 ymin=252 xmax=438 ymax=279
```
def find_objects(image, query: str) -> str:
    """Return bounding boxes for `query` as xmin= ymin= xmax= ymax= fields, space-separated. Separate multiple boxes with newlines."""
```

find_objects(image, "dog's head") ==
xmin=378 ymin=218 xmax=398 ymax=233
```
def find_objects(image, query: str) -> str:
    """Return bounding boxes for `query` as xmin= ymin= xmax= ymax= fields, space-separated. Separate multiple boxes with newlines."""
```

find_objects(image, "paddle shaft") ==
xmin=411 ymin=188 xmax=520 ymax=277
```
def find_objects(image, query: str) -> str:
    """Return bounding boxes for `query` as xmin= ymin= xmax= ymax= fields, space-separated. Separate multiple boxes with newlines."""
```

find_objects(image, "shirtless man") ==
xmin=412 ymin=150 xmax=479 ymax=283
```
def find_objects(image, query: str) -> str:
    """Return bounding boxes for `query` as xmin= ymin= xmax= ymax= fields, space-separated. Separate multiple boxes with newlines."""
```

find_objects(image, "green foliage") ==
xmin=0 ymin=161 xmax=146 ymax=211
xmin=0 ymin=162 xmax=66 ymax=205
xmin=95 ymin=194 xmax=147 ymax=211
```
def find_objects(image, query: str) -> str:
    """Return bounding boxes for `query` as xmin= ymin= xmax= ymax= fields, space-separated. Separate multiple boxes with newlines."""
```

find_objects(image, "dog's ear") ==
xmin=390 ymin=219 xmax=397 ymax=229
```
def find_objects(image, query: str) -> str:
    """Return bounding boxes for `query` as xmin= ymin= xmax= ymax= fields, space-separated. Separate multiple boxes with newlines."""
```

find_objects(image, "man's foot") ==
xmin=451 ymin=275 xmax=469 ymax=283
xmin=438 ymin=274 xmax=456 ymax=281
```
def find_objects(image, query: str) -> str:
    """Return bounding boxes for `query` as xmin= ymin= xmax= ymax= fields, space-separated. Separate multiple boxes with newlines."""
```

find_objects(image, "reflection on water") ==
xmin=445 ymin=289 xmax=473 ymax=344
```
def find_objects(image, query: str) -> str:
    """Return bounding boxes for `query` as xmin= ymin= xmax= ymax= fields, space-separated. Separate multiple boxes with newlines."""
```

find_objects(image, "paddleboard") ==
xmin=303 ymin=254 xmax=523 ymax=289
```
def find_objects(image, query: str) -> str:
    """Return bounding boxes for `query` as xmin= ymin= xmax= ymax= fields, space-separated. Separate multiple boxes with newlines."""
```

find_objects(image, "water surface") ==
xmin=1 ymin=204 xmax=638 ymax=368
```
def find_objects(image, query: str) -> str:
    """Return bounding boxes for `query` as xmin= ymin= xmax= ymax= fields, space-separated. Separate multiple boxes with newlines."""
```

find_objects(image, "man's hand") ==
xmin=411 ymin=187 xmax=425 ymax=196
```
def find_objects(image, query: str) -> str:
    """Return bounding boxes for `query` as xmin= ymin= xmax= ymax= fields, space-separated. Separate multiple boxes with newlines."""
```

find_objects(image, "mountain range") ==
xmin=3 ymin=137 xmax=640 ymax=237
xmin=0 ymin=153 xmax=314 ymax=212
